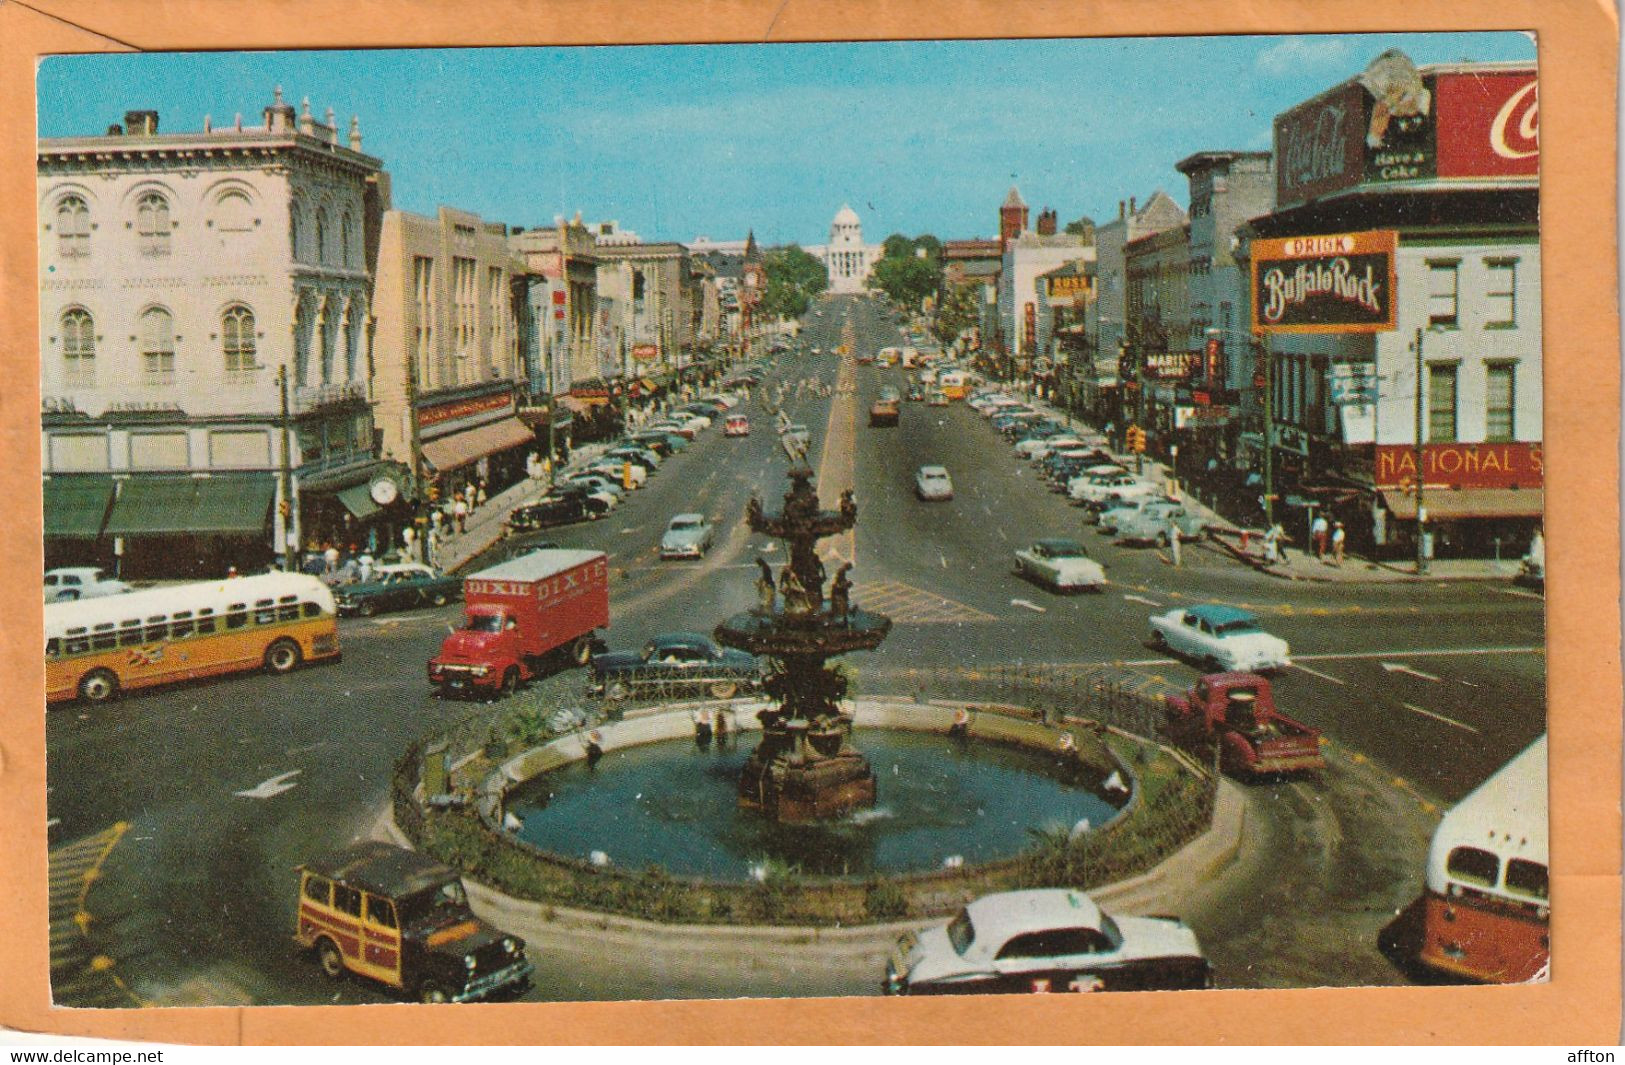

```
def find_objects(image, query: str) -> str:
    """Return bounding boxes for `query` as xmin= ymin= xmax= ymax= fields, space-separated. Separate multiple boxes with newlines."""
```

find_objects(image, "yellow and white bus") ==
xmin=46 ymin=572 xmax=340 ymax=704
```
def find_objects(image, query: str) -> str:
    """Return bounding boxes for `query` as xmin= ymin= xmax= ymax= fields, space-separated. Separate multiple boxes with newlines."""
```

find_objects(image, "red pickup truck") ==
xmin=1163 ymin=672 xmax=1325 ymax=777
xmin=428 ymin=549 xmax=608 ymax=699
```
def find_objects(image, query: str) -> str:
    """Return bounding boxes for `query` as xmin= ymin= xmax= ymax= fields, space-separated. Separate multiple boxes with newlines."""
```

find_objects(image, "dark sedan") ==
xmin=334 ymin=563 xmax=463 ymax=617
xmin=588 ymin=632 xmax=764 ymax=701
xmin=505 ymin=493 xmax=593 ymax=533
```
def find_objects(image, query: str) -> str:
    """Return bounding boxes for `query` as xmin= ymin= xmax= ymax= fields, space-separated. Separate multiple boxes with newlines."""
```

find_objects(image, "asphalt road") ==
xmin=45 ymin=293 xmax=1546 ymax=1005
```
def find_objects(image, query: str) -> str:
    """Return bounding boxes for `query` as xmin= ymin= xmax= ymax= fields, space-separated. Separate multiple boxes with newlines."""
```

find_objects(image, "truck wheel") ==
xmin=316 ymin=938 xmax=345 ymax=980
xmin=264 ymin=639 xmax=302 ymax=674
xmin=78 ymin=668 xmax=119 ymax=704
xmin=570 ymin=636 xmax=594 ymax=667
xmin=709 ymin=680 xmax=739 ymax=700
xmin=418 ymin=981 xmax=448 ymax=1004
xmin=501 ymin=668 xmax=520 ymax=697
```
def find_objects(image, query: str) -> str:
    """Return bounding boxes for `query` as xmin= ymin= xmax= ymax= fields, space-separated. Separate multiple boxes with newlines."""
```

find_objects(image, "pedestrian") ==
xmin=323 ymin=542 xmax=340 ymax=575
xmin=1262 ymin=523 xmax=1280 ymax=565
xmin=1332 ymin=521 xmax=1346 ymax=567
xmin=475 ymin=481 xmax=487 ymax=509
xmin=1168 ymin=518 xmax=1182 ymax=568
xmin=1311 ymin=513 xmax=1329 ymax=559
xmin=453 ymin=494 xmax=469 ymax=534
xmin=430 ymin=508 xmax=443 ymax=536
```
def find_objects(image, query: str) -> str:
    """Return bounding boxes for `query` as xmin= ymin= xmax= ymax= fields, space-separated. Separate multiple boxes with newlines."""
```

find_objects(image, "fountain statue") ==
xmin=715 ymin=465 xmax=891 ymax=822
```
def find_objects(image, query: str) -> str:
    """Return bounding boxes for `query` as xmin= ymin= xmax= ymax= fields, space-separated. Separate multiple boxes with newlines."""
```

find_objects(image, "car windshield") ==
xmin=947 ymin=909 xmax=975 ymax=956
xmin=465 ymin=614 xmax=504 ymax=633
xmin=671 ymin=519 xmax=701 ymax=531
xmin=1047 ymin=542 xmax=1086 ymax=558
xmin=398 ymin=879 xmax=469 ymax=925
xmin=1215 ymin=618 xmax=1262 ymax=636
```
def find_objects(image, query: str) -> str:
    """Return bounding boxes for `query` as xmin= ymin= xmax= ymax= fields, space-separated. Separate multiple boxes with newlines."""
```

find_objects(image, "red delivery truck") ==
xmin=428 ymin=549 xmax=609 ymax=699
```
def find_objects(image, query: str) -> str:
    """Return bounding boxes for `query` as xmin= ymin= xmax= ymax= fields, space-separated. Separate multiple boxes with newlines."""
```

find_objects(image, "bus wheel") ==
xmin=78 ymin=669 xmax=119 ymax=704
xmin=709 ymin=680 xmax=739 ymax=700
xmin=316 ymin=938 xmax=345 ymax=980
xmin=570 ymin=636 xmax=594 ymax=667
xmin=264 ymin=639 xmax=303 ymax=674
xmin=418 ymin=981 xmax=448 ymax=1004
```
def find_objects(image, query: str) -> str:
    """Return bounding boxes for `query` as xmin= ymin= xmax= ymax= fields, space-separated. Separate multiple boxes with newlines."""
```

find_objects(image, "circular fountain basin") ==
xmin=505 ymin=727 xmax=1119 ymax=880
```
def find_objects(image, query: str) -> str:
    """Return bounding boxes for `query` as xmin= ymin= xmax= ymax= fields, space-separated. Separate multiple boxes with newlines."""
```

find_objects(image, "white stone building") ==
xmin=38 ymin=92 xmax=397 ymax=578
xmin=806 ymin=205 xmax=881 ymax=294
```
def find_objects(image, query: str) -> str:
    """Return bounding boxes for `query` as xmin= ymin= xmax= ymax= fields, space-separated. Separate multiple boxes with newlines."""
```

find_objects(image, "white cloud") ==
xmin=1254 ymin=36 xmax=1354 ymax=76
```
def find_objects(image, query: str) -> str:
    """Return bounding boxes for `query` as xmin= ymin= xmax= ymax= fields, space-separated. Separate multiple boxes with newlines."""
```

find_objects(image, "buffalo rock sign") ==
xmin=1252 ymin=231 xmax=1397 ymax=334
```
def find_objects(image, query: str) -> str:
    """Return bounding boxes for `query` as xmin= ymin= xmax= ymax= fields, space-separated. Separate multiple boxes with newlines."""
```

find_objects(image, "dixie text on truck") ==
xmin=427 ymin=549 xmax=609 ymax=698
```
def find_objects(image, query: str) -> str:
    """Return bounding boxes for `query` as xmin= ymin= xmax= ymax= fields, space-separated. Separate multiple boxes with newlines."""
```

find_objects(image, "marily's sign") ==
xmin=1375 ymin=441 xmax=1542 ymax=489
xmin=1252 ymin=230 xmax=1397 ymax=334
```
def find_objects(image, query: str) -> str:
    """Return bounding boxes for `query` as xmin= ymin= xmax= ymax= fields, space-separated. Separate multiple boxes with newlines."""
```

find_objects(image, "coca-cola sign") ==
xmin=1251 ymin=231 xmax=1397 ymax=334
xmin=1435 ymin=70 xmax=1539 ymax=178
xmin=1275 ymin=80 xmax=1366 ymax=206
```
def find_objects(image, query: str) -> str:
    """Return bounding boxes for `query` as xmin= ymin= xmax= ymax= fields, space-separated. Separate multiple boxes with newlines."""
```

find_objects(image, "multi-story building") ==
xmin=999 ymin=209 xmax=1093 ymax=377
xmin=594 ymin=242 xmax=695 ymax=398
xmin=806 ymin=205 xmax=881 ymax=295
xmin=38 ymin=92 xmax=396 ymax=578
xmin=1240 ymin=52 xmax=1541 ymax=559
xmin=371 ymin=206 xmax=535 ymax=512
xmin=1124 ymin=221 xmax=1192 ymax=449
xmin=511 ymin=216 xmax=604 ymax=428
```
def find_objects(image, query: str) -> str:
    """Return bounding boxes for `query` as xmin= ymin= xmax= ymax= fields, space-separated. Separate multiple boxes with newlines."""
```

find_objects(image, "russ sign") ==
xmin=1251 ymin=230 xmax=1397 ymax=333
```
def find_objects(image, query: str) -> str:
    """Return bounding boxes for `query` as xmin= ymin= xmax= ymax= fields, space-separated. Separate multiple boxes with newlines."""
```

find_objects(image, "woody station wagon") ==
xmin=295 ymin=841 xmax=531 ymax=1003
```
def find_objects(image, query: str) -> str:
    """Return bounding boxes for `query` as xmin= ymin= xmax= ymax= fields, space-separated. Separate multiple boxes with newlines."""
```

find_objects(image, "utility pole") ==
xmin=1261 ymin=334 xmax=1275 ymax=529
xmin=1413 ymin=327 xmax=1429 ymax=575
xmin=277 ymin=364 xmax=295 ymax=572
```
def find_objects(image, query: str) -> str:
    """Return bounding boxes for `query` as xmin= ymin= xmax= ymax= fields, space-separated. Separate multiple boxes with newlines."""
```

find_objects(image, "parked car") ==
xmin=625 ymin=432 xmax=675 ymax=457
xmin=605 ymin=445 xmax=661 ymax=471
xmin=1013 ymin=538 xmax=1107 ymax=593
xmin=1149 ymin=604 xmax=1292 ymax=673
xmin=44 ymin=566 xmax=133 ymax=603
xmin=927 ymin=389 xmax=950 ymax=406
xmin=586 ymin=458 xmax=648 ymax=488
xmin=915 ymin=465 xmax=954 ymax=501
xmin=660 ymin=513 xmax=715 ymax=559
xmin=295 ymin=840 xmax=532 ymax=1003
xmin=647 ymin=419 xmax=699 ymax=441
xmin=1113 ymin=504 xmax=1207 ymax=546
xmin=1069 ymin=470 xmax=1159 ymax=506
xmin=1095 ymin=496 xmax=1170 ymax=534
xmin=869 ymin=395 xmax=901 ymax=426
xmin=334 ymin=563 xmax=463 ymax=617
xmin=588 ymin=632 xmax=763 ymax=701
xmin=505 ymin=493 xmax=592 ymax=532
xmin=564 ymin=472 xmax=627 ymax=501
xmin=884 ymin=889 xmax=1210 ymax=995
xmin=724 ymin=414 xmax=751 ymax=437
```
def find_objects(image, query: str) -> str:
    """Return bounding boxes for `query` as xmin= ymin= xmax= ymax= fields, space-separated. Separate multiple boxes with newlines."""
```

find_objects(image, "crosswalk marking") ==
xmin=852 ymin=579 xmax=997 ymax=624
xmin=48 ymin=822 xmax=144 ymax=1007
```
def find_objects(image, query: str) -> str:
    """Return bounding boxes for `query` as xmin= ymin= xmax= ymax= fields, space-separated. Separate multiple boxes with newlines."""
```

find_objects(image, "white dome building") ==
xmin=808 ymin=204 xmax=882 ymax=295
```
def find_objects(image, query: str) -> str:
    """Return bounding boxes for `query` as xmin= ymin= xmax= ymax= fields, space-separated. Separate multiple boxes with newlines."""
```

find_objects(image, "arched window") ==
xmin=342 ymin=300 xmax=360 ymax=380
xmin=223 ymin=305 xmax=256 ymax=375
xmin=139 ymin=307 xmax=175 ymax=381
xmin=315 ymin=208 xmax=329 ymax=266
xmin=57 ymin=196 xmax=90 ymax=258
xmin=215 ymin=190 xmax=253 ymax=232
xmin=61 ymin=308 xmax=95 ymax=381
xmin=289 ymin=201 xmax=303 ymax=261
xmin=293 ymin=296 xmax=311 ymax=385
xmin=319 ymin=297 xmax=337 ymax=383
xmin=136 ymin=193 xmax=171 ymax=256
xmin=340 ymin=211 xmax=354 ymax=268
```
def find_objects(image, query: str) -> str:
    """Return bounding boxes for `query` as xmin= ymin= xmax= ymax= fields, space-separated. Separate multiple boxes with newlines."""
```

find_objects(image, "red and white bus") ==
xmin=1420 ymin=734 xmax=1548 ymax=983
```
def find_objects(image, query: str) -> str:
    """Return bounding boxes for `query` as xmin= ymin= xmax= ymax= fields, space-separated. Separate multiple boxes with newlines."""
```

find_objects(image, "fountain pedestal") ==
xmin=715 ymin=464 xmax=890 ymax=824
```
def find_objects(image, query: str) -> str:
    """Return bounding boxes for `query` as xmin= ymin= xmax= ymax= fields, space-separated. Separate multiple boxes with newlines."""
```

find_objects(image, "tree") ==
xmin=881 ymin=233 xmax=914 ymax=260
xmin=934 ymin=284 xmax=979 ymax=344
xmin=761 ymin=245 xmax=827 ymax=320
xmin=912 ymin=233 xmax=943 ymax=262
xmin=1064 ymin=216 xmax=1096 ymax=239
xmin=868 ymin=253 xmax=938 ymax=309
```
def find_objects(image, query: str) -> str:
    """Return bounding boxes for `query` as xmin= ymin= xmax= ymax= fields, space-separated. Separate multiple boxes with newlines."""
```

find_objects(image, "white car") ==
xmin=1013 ymin=538 xmax=1106 ymax=592
xmin=44 ymin=566 xmax=133 ymax=603
xmin=587 ymin=459 xmax=647 ymax=488
xmin=1148 ymin=604 xmax=1292 ymax=673
xmin=1069 ymin=470 xmax=1159 ymax=505
xmin=1024 ymin=436 xmax=1085 ymax=462
xmin=915 ymin=466 xmax=954 ymax=501
xmin=1095 ymin=496 xmax=1175 ymax=535
xmin=659 ymin=513 xmax=715 ymax=559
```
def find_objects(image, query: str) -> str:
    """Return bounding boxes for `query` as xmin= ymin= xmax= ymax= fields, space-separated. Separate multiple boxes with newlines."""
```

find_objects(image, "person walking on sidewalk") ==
xmin=1311 ymin=513 xmax=1329 ymax=560
xmin=453 ymin=493 xmax=469 ymax=534
xmin=1331 ymin=521 xmax=1346 ymax=567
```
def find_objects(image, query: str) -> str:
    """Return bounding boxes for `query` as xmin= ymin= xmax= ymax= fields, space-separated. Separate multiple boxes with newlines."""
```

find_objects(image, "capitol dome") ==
xmin=833 ymin=204 xmax=861 ymax=226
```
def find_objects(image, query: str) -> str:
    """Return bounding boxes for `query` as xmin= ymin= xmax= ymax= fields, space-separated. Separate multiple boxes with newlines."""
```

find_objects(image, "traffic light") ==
xmin=1127 ymin=425 xmax=1147 ymax=453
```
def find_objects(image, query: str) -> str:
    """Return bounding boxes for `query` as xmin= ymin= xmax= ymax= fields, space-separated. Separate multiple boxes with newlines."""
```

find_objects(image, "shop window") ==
xmin=1427 ymin=260 xmax=1459 ymax=329
xmin=1485 ymin=363 xmax=1516 ymax=442
xmin=1427 ymin=363 xmax=1458 ymax=443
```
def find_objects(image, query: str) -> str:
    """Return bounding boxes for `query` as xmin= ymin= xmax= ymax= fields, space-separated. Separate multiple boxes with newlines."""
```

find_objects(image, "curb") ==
xmin=1203 ymin=531 xmax=1520 ymax=585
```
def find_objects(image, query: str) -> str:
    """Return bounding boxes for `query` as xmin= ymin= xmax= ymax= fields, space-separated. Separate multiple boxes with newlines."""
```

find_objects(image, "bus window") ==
xmin=170 ymin=619 xmax=195 ymax=639
xmin=278 ymin=600 xmax=301 ymax=622
xmin=195 ymin=616 xmax=218 ymax=635
xmin=1446 ymin=846 xmax=1500 ymax=889
xmin=254 ymin=599 xmax=276 ymax=625
xmin=226 ymin=604 xmax=248 ymax=629
xmin=144 ymin=616 xmax=169 ymax=643
xmin=302 ymin=602 xmax=321 ymax=619
xmin=1506 ymin=859 xmax=1549 ymax=901
xmin=64 ymin=629 xmax=90 ymax=656
xmin=92 ymin=629 xmax=117 ymax=651
xmin=46 ymin=638 xmax=60 ymax=658
xmin=118 ymin=623 xmax=144 ymax=647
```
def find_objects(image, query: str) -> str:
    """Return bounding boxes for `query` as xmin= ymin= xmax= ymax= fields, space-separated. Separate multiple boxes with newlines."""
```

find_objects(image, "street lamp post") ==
xmin=1413 ymin=326 xmax=1430 ymax=575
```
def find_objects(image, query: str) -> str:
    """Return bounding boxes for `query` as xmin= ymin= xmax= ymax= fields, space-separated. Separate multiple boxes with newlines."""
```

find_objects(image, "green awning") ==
xmin=104 ymin=475 xmax=275 ymax=537
xmin=336 ymin=481 xmax=382 ymax=520
xmin=43 ymin=476 xmax=115 ymax=539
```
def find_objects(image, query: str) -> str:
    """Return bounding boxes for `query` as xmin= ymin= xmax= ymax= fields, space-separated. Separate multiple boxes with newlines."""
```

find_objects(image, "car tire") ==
xmin=418 ymin=981 xmax=448 ymax=1004
xmin=264 ymin=638 xmax=302 ymax=674
xmin=78 ymin=668 xmax=119 ymax=704
xmin=316 ymin=938 xmax=345 ymax=980
xmin=605 ymin=680 xmax=631 ymax=702
xmin=1151 ymin=631 xmax=1168 ymax=651
xmin=430 ymin=592 xmax=449 ymax=607
xmin=357 ymin=600 xmax=378 ymax=618
xmin=709 ymin=680 xmax=739 ymax=700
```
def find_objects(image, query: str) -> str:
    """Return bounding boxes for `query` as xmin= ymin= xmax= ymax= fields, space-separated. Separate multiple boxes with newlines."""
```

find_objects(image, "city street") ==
xmin=46 ymin=296 xmax=1544 ymax=1005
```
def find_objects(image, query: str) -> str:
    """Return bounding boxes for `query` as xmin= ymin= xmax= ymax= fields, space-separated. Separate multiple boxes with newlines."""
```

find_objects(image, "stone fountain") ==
xmin=714 ymin=457 xmax=891 ymax=823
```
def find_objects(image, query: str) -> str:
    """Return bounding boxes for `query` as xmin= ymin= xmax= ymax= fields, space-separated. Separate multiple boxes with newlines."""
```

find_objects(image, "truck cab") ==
xmin=1164 ymin=672 xmax=1325 ymax=777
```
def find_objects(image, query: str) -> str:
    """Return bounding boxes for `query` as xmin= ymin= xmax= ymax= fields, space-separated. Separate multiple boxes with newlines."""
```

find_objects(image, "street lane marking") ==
xmin=854 ymin=580 xmax=996 ymax=624
xmin=1011 ymin=599 xmax=1047 ymax=613
xmin=1380 ymin=662 xmax=1442 ymax=682
xmin=1293 ymin=646 xmax=1543 ymax=662
xmin=234 ymin=770 xmax=301 ymax=799
xmin=1401 ymin=703 xmax=1481 ymax=734
xmin=1292 ymin=663 xmax=1346 ymax=685
xmin=1122 ymin=594 xmax=1161 ymax=607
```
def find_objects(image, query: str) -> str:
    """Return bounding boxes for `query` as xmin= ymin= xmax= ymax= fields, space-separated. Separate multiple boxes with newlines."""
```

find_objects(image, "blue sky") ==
xmin=37 ymin=33 xmax=1533 ymax=246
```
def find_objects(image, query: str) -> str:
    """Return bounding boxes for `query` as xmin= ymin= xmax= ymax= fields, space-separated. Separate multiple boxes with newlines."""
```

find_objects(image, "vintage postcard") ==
xmin=2 ymin=0 xmax=1618 ymax=1046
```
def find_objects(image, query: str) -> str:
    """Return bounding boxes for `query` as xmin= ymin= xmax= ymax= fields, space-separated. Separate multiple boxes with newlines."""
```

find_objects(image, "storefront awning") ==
xmin=104 ymin=474 xmax=276 ymax=538
xmin=1382 ymin=488 xmax=1544 ymax=521
xmin=44 ymin=475 xmax=116 ymax=539
xmin=336 ymin=482 xmax=382 ymax=521
xmin=420 ymin=417 xmax=534 ymax=474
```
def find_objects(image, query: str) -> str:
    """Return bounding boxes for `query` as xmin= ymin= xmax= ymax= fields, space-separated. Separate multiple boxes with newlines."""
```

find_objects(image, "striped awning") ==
xmin=43 ymin=475 xmax=115 ymax=539
xmin=420 ymin=417 xmax=534 ymax=473
xmin=104 ymin=475 xmax=276 ymax=537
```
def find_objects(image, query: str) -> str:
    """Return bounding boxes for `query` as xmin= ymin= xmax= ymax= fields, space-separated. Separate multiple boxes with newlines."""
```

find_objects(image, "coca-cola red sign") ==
xmin=1435 ymin=70 xmax=1539 ymax=178
xmin=1275 ymin=80 xmax=1366 ymax=207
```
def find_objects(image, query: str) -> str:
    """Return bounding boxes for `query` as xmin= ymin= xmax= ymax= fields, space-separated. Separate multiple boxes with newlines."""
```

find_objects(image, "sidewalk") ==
xmin=432 ymin=442 xmax=614 ymax=574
